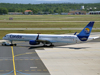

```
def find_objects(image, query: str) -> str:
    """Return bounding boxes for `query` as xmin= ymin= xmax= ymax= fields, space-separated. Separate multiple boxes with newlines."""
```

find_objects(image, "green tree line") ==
xmin=0 ymin=3 xmax=100 ymax=14
xmin=0 ymin=8 xmax=8 ymax=14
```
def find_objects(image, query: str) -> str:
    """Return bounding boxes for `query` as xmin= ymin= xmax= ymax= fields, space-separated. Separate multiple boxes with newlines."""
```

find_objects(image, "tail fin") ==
xmin=77 ymin=21 xmax=94 ymax=41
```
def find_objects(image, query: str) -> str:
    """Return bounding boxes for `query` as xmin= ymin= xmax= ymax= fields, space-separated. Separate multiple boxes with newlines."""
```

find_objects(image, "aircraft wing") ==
xmin=36 ymin=40 xmax=50 ymax=43
xmin=36 ymin=38 xmax=57 ymax=44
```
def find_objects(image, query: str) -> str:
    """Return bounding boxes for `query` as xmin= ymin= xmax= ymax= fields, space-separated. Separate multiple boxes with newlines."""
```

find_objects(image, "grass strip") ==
xmin=0 ymin=22 xmax=100 ymax=28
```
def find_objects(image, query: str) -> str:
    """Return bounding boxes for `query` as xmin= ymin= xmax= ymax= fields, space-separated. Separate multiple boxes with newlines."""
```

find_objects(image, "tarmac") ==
xmin=0 ymin=32 xmax=100 ymax=75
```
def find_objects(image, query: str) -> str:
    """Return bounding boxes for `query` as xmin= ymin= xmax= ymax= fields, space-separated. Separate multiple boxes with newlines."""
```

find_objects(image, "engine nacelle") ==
xmin=29 ymin=40 xmax=40 ymax=45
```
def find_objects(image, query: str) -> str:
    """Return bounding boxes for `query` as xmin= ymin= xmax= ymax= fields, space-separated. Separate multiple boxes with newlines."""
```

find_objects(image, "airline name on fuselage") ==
xmin=10 ymin=35 xmax=22 ymax=38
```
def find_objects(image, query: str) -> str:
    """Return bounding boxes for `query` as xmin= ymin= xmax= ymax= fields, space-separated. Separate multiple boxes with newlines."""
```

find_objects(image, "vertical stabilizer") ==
xmin=77 ymin=21 xmax=94 ymax=41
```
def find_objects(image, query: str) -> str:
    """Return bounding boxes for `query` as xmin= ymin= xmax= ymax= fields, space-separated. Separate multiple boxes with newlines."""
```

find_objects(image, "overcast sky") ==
xmin=0 ymin=0 xmax=100 ymax=4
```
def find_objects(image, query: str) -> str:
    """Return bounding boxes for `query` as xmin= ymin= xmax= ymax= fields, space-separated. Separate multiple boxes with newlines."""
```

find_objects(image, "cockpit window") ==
xmin=4 ymin=35 xmax=6 ymax=37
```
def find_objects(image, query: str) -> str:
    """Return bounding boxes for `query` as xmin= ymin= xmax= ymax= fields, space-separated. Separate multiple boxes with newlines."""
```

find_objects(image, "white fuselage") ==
xmin=3 ymin=33 xmax=81 ymax=44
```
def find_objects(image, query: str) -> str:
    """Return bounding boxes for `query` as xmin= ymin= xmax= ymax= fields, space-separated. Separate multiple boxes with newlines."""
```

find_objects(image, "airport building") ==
xmin=89 ymin=11 xmax=100 ymax=15
xmin=8 ymin=12 xmax=23 ymax=15
xmin=24 ymin=10 xmax=33 ymax=15
xmin=81 ymin=6 xmax=85 ymax=9
xmin=69 ymin=10 xmax=86 ymax=15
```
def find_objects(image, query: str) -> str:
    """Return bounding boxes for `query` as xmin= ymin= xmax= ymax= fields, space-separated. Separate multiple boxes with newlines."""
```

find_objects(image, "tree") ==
xmin=8 ymin=8 xmax=15 ymax=12
xmin=0 ymin=8 xmax=3 ymax=14
xmin=0 ymin=8 xmax=8 ymax=14
xmin=28 ymin=12 xmax=31 ymax=14
xmin=3 ymin=8 xmax=8 ymax=14
xmin=0 ymin=3 xmax=100 ymax=14
xmin=32 ymin=8 xmax=39 ymax=14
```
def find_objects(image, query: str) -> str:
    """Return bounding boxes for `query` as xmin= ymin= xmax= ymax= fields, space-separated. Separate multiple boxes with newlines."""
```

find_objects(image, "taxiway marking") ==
xmin=6 ymin=70 xmax=10 ymax=71
xmin=11 ymin=46 xmax=16 ymax=75
xmin=0 ymin=70 xmax=4 ymax=72
xmin=0 ymin=69 xmax=48 ymax=72
xmin=14 ymin=52 xmax=35 ymax=57
xmin=25 ymin=70 xmax=29 ymax=71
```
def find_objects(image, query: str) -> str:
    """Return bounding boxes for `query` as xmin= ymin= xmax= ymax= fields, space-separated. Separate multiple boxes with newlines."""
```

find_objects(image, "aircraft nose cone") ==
xmin=3 ymin=37 xmax=5 ymax=40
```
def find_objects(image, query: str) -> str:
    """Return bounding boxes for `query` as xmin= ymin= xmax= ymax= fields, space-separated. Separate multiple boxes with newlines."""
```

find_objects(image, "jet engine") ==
xmin=29 ymin=40 xmax=40 ymax=45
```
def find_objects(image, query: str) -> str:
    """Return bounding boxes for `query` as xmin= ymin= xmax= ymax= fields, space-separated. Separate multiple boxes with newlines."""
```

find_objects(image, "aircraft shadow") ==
xmin=15 ymin=42 xmax=89 ymax=50
xmin=55 ymin=47 xmax=89 ymax=50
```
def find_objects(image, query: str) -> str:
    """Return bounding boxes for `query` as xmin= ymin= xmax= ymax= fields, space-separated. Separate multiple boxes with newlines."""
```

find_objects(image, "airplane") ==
xmin=2 ymin=21 xmax=99 ymax=46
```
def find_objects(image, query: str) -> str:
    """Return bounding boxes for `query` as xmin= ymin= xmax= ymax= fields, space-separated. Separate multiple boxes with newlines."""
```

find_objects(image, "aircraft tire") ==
xmin=43 ymin=45 xmax=47 ymax=47
xmin=49 ymin=43 xmax=54 ymax=47
xmin=10 ymin=44 xmax=13 ymax=46
xmin=14 ymin=44 xmax=17 ymax=46
xmin=10 ymin=44 xmax=17 ymax=46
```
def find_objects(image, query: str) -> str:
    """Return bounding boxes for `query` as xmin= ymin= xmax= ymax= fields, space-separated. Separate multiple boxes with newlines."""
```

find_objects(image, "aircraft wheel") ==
xmin=10 ymin=44 xmax=13 ymax=46
xmin=43 ymin=45 xmax=47 ymax=47
xmin=50 ymin=45 xmax=54 ymax=47
xmin=11 ymin=44 xmax=17 ymax=46
xmin=14 ymin=44 xmax=17 ymax=46
xmin=49 ymin=43 xmax=54 ymax=47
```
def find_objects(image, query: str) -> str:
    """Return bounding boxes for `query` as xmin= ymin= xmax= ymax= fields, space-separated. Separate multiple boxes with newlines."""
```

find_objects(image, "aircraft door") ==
xmin=74 ymin=37 xmax=78 ymax=43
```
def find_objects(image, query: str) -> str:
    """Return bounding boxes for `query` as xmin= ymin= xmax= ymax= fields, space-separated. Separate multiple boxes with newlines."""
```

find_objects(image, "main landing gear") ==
xmin=49 ymin=43 xmax=54 ymax=47
xmin=10 ymin=41 xmax=17 ymax=46
xmin=43 ymin=43 xmax=54 ymax=47
xmin=10 ymin=44 xmax=17 ymax=46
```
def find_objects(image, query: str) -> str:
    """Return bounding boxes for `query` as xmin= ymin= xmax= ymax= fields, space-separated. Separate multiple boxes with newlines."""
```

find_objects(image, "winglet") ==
xmin=77 ymin=21 xmax=94 ymax=41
